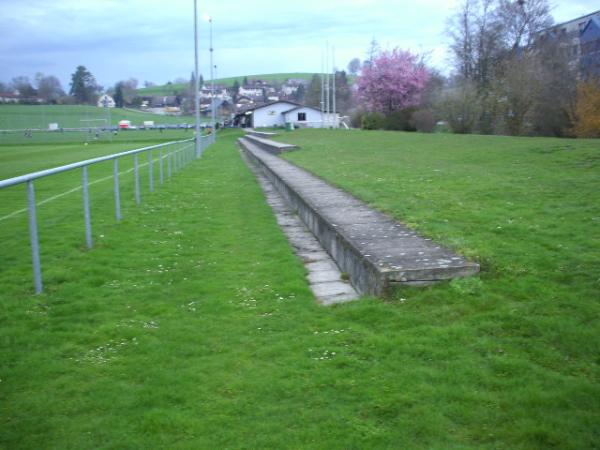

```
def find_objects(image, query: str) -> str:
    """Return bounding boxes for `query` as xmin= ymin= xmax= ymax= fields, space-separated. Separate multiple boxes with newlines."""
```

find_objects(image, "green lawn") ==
xmin=1 ymin=129 xmax=599 ymax=449
xmin=0 ymin=105 xmax=194 ymax=131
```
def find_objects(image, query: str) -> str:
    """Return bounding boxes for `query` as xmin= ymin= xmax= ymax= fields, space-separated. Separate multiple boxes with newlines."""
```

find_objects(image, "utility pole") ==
xmin=208 ymin=16 xmax=215 ymax=144
xmin=320 ymin=48 xmax=325 ymax=127
xmin=193 ymin=0 xmax=202 ymax=157
xmin=332 ymin=45 xmax=336 ymax=129
xmin=325 ymin=41 xmax=330 ymax=128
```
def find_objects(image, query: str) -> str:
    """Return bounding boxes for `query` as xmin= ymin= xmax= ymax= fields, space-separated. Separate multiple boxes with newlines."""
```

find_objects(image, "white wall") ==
xmin=283 ymin=107 xmax=339 ymax=128
xmin=239 ymin=87 xmax=263 ymax=97
xmin=253 ymin=102 xmax=298 ymax=128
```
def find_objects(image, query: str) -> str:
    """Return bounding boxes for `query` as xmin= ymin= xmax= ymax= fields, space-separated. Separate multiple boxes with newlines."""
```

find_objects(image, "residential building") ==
xmin=239 ymin=86 xmax=264 ymax=98
xmin=234 ymin=101 xmax=338 ymax=128
xmin=537 ymin=9 xmax=600 ymax=78
xmin=97 ymin=94 xmax=115 ymax=108
xmin=0 ymin=92 xmax=19 ymax=104
xmin=580 ymin=17 xmax=600 ymax=78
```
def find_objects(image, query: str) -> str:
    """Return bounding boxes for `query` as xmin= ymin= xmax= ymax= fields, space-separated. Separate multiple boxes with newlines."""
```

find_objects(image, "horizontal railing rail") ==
xmin=0 ymin=139 xmax=194 ymax=189
xmin=1 ymin=133 xmax=214 ymax=294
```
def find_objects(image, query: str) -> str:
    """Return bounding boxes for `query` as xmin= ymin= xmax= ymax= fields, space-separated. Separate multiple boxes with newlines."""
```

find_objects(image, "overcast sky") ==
xmin=1 ymin=0 xmax=598 ymax=89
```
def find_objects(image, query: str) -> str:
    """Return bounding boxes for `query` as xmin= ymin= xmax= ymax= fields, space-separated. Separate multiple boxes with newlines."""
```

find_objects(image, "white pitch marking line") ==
xmin=0 ymin=155 xmax=170 ymax=222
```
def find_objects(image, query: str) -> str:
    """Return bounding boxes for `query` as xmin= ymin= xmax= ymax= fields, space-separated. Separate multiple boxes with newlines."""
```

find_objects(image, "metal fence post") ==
xmin=1 ymin=137 xmax=195 ymax=295
xmin=134 ymin=154 xmax=141 ymax=205
xmin=167 ymin=150 xmax=172 ymax=178
xmin=159 ymin=148 xmax=164 ymax=185
xmin=27 ymin=181 xmax=43 ymax=294
xmin=148 ymin=150 xmax=154 ymax=192
xmin=113 ymin=159 xmax=121 ymax=221
xmin=82 ymin=166 xmax=93 ymax=249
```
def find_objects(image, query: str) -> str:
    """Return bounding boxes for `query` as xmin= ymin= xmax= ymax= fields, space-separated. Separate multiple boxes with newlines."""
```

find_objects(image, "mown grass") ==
xmin=278 ymin=129 xmax=600 ymax=445
xmin=1 ymin=129 xmax=599 ymax=449
xmin=0 ymin=104 xmax=194 ymax=131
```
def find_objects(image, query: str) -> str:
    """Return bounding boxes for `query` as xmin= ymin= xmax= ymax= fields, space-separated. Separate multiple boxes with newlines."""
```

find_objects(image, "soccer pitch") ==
xmin=0 ymin=104 xmax=194 ymax=130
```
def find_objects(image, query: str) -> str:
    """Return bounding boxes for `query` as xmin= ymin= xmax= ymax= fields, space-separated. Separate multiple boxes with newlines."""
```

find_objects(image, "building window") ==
xmin=297 ymin=112 xmax=306 ymax=121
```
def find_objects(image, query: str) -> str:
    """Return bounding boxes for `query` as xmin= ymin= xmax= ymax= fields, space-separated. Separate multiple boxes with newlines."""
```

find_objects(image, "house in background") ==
xmin=536 ymin=9 xmax=600 ymax=78
xmin=0 ymin=92 xmax=19 ymax=104
xmin=97 ymin=94 xmax=115 ymax=108
xmin=151 ymin=96 xmax=179 ymax=108
xmin=233 ymin=101 xmax=338 ymax=129
xmin=580 ymin=16 xmax=600 ymax=78
xmin=239 ymin=86 xmax=264 ymax=99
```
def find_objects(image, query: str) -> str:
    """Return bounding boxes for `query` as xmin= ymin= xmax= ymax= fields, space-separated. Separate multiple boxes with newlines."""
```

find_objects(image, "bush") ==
xmin=361 ymin=112 xmax=386 ymax=130
xmin=411 ymin=109 xmax=436 ymax=133
xmin=383 ymin=108 xmax=417 ymax=131
xmin=350 ymin=109 xmax=365 ymax=128
xmin=439 ymin=81 xmax=481 ymax=134
xmin=572 ymin=79 xmax=600 ymax=138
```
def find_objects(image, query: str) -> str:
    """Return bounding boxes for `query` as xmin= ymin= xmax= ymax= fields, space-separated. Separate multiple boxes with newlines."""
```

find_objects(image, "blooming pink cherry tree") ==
xmin=357 ymin=49 xmax=430 ymax=115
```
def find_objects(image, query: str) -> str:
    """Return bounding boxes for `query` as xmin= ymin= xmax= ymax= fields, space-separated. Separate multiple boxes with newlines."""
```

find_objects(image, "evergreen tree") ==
xmin=305 ymin=74 xmax=322 ymax=108
xmin=334 ymin=71 xmax=352 ymax=113
xmin=294 ymin=84 xmax=306 ymax=103
xmin=231 ymin=80 xmax=240 ymax=102
xmin=113 ymin=83 xmax=124 ymax=108
xmin=69 ymin=65 xmax=99 ymax=104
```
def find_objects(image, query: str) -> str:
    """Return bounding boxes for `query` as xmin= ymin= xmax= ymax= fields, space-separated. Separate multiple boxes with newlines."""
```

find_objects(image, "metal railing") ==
xmin=0 ymin=134 xmax=212 ymax=294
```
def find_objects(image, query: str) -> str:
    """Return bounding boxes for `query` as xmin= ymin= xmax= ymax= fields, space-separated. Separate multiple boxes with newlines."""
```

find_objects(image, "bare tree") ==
xmin=113 ymin=78 xmax=139 ymax=105
xmin=11 ymin=76 xmax=37 ymax=98
xmin=347 ymin=58 xmax=361 ymax=75
xmin=448 ymin=0 xmax=475 ymax=80
xmin=35 ymin=73 xmax=65 ymax=103
xmin=363 ymin=38 xmax=380 ymax=68
xmin=495 ymin=0 xmax=553 ymax=50
xmin=447 ymin=0 xmax=504 ymax=88
xmin=439 ymin=79 xmax=482 ymax=133
xmin=493 ymin=51 xmax=541 ymax=135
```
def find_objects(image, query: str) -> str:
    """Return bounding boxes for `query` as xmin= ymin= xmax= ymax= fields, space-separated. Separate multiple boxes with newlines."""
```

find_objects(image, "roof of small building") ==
xmin=244 ymin=100 xmax=301 ymax=112
xmin=282 ymin=105 xmax=324 ymax=114
xmin=539 ymin=9 xmax=600 ymax=34
xmin=581 ymin=16 xmax=600 ymax=40
xmin=233 ymin=100 xmax=302 ymax=118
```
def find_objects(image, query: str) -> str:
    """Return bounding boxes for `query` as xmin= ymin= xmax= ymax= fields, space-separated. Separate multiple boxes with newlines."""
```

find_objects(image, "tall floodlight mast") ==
xmin=320 ymin=48 xmax=325 ymax=127
xmin=204 ymin=14 xmax=215 ymax=143
xmin=325 ymin=41 xmax=330 ymax=127
xmin=193 ymin=0 xmax=202 ymax=157
xmin=332 ymin=45 xmax=336 ymax=129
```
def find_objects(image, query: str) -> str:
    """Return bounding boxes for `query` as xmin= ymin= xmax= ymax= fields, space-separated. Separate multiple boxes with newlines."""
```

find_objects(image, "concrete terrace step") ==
xmin=243 ymin=134 xmax=298 ymax=155
xmin=239 ymin=136 xmax=480 ymax=297
xmin=246 ymin=130 xmax=279 ymax=138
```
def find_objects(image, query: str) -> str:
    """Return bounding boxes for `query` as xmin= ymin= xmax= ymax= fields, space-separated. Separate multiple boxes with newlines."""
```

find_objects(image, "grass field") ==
xmin=0 ymin=104 xmax=194 ymax=131
xmin=137 ymin=72 xmax=319 ymax=96
xmin=1 ymin=129 xmax=599 ymax=448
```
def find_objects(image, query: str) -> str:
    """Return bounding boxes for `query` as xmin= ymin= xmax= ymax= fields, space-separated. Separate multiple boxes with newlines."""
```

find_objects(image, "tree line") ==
xmin=349 ymin=0 xmax=600 ymax=138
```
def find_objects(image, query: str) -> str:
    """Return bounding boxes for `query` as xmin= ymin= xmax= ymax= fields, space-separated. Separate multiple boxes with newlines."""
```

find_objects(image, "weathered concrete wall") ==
xmin=239 ymin=137 xmax=480 ymax=297
xmin=243 ymin=134 xmax=298 ymax=155
xmin=246 ymin=130 xmax=279 ymax=138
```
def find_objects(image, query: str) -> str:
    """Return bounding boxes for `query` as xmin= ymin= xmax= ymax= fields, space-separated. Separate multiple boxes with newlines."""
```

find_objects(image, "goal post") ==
xmin=79 ymin=118 xmax=112 ymax=142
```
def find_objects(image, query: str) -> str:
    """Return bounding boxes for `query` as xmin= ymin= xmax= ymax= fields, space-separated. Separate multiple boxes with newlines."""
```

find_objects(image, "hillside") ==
xmin=137 ymin=72 xmax=319 ymax=96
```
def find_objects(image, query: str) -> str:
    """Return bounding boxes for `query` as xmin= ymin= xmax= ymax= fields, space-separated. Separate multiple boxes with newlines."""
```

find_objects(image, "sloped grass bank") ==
xmin=0 ymin=131 xmax=598 ymax=448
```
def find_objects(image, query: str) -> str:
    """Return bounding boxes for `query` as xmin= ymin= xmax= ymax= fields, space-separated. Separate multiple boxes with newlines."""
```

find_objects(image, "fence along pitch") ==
xmin=0 ymin=135 xmax=212 ymax=294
